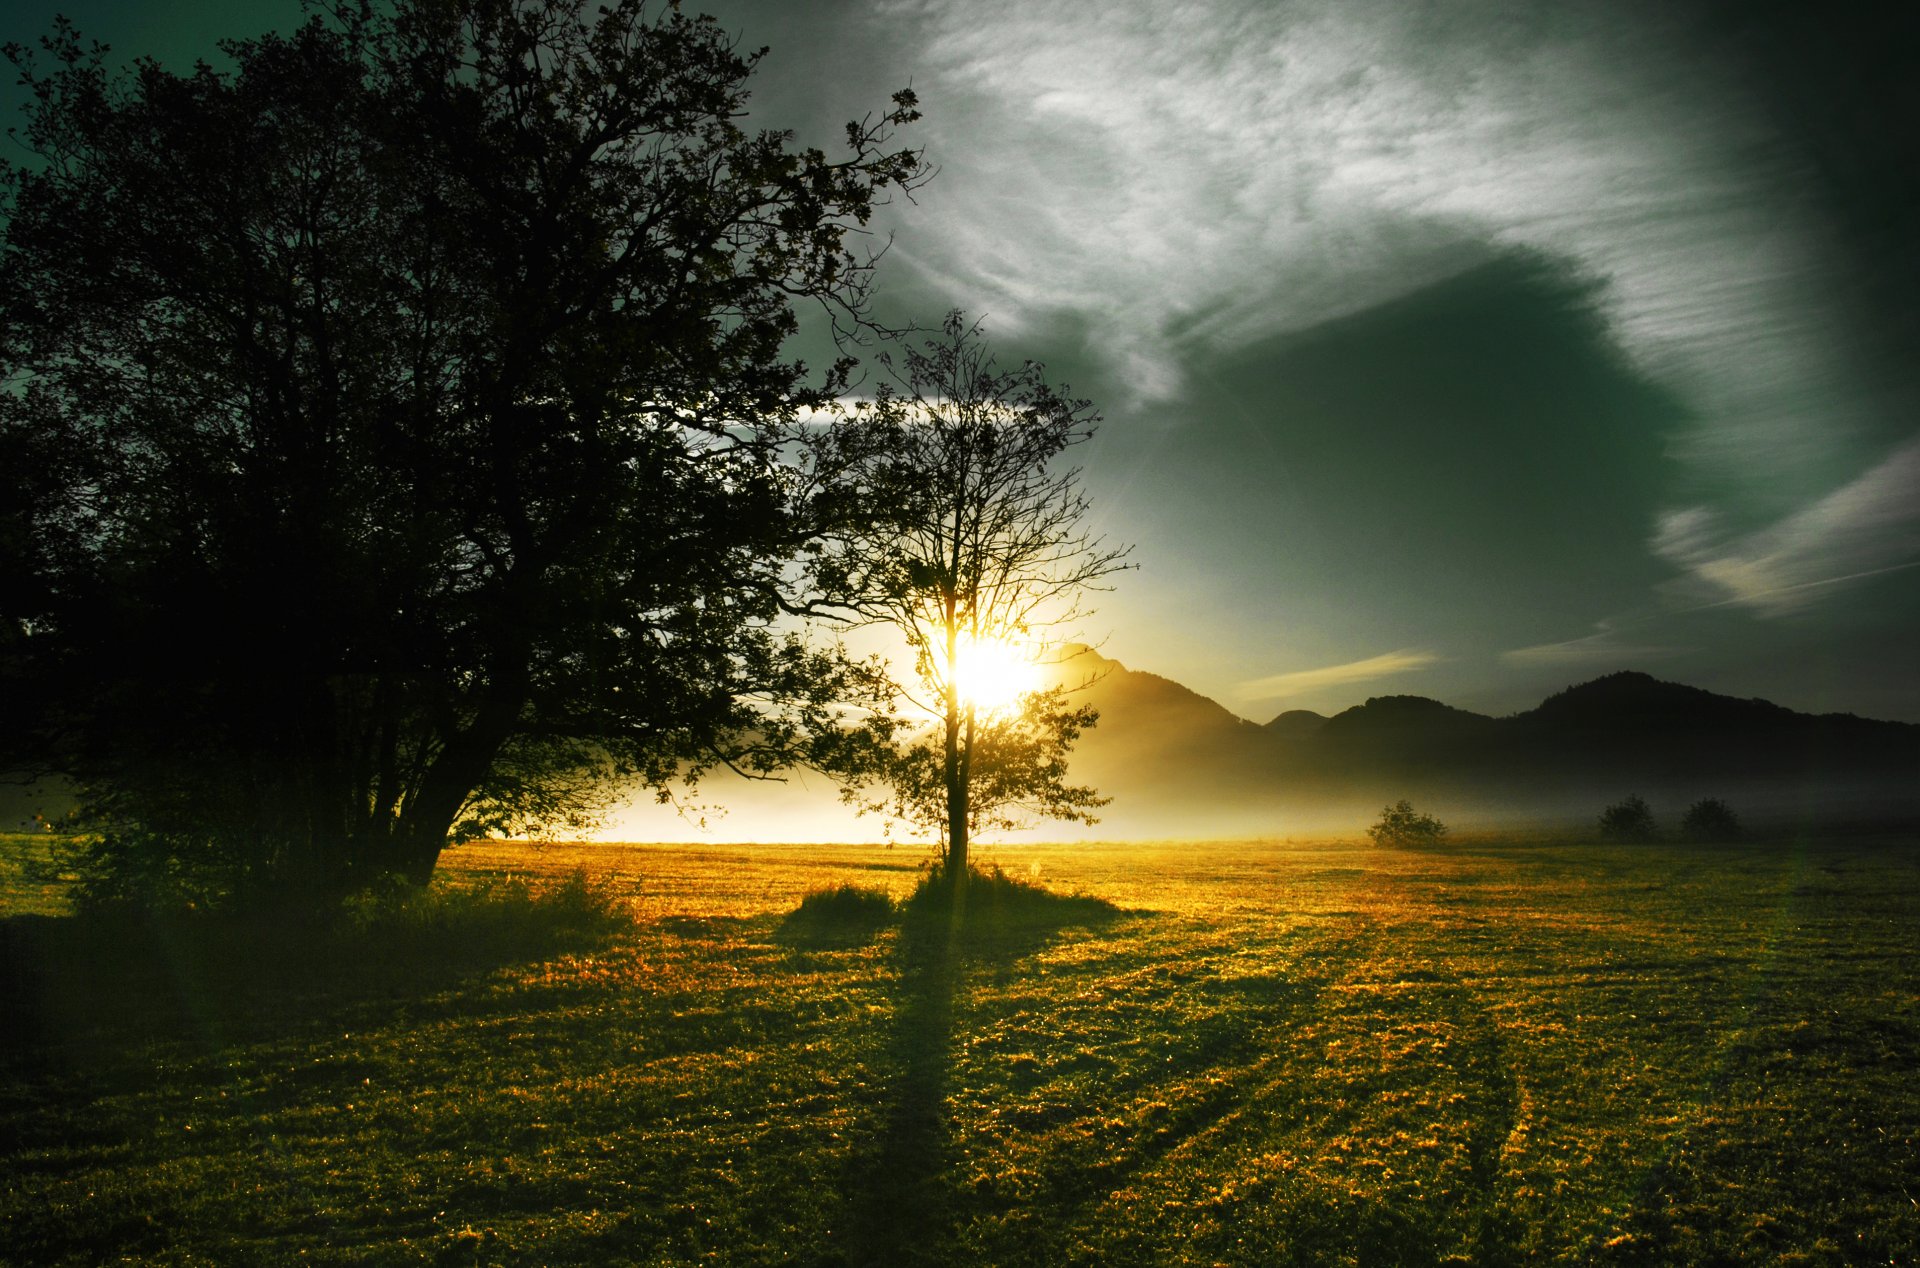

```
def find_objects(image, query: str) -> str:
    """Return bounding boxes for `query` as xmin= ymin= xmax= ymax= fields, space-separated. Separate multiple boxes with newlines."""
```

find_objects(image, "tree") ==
xmin=1679 ymin=797 xmax=1743 ymax=842
xmin=806 ymin=314 xmax=1131 ymax=892
xmin=1367 ymin=799 xmax=1447 ymax=847
xmin=0 ymin=0 xmax=924 ymax=901
xmin=840 ymin=685 xmax=1107 ymax=852
xmin=1598 ymin=795 xmax=1659 ymax=842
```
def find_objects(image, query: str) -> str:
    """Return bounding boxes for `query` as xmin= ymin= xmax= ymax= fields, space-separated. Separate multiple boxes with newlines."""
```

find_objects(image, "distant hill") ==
xmin=1318 ymin=695 xmax=1502 ymax=770
xmin=1042 ymin=645 xmax=1253 ymax=743
xmin=1047 ymin=662 xmax=1920 ymax=837
xmin=1032 ymin=647 xmax=1272 ymax=835
xmin=1262 ymin=709 xmax=1328 ymax=740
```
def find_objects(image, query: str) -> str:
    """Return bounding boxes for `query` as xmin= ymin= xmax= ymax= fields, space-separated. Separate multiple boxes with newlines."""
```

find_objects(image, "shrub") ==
xmin=336 ymin=868 xmax=633 ymax=960
xmin=903 ymin=861 xmax=1120 ymax=934
xmin=1367 ymin=800 xmax=1448 ymax=847
xmin=1598 ymin=795 xmax=1659 ymax=842
xmin=63 ymin=827 xmax=257 ymax=917
xmin=779 ymin=882 xmax=896 ymax=945
xmin=1680 ymin=798 xmax=1744 ymax=843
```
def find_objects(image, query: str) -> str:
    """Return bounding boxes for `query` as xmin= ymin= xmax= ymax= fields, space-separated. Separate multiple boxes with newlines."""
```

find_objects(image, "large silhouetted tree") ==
xmin=807 ymin=314 xmax=1131 ymax=895
xmin=0 ymin=0 xmax=922 ymax=901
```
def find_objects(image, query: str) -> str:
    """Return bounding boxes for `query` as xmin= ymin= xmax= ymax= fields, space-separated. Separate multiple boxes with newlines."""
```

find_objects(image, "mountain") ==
xmin=1319 ymin=695 xmax=1502 ymax=769
xmin=1053 ymin=664 xmax=1920 ymax=837
xmin=1033 ymin=647 xmax=1275 ymax=835
xmin=1042 ymin=645 xmax=1253 ymax=743
xmin=1263 ymin=709 xmax=1328 ymax=740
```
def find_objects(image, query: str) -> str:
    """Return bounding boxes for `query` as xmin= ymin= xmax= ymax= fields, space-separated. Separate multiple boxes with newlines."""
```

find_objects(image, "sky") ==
xmin=6 ymin=0 xmax=1917 ymax=726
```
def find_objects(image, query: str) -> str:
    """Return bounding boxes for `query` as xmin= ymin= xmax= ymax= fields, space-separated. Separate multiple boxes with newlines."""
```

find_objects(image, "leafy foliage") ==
xmin=0 ymin=1 xmax=923 ymax=898
xmin=842 ymin=686 xmax=1110 ymax=847
xmin=1679 ymin=797 xmax=1744 ymax=843
xmin=1598 ymin=794 xmax=1660 ymax=842
xmin=1367 ymin=799 xmax=1449 ymax=847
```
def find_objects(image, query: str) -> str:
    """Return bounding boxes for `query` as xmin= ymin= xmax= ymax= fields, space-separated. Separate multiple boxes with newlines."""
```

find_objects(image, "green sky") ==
xmin=8 ymin=0 xmax=1916 ymax=723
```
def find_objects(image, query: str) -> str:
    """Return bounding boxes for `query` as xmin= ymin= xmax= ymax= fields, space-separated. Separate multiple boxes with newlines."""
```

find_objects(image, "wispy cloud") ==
xmin=1239 ymin=649 xmax=1439 ymax=701
xmin=1651 ymin=435 xmax=1920 ymax=617
xmin=877 ymin=0 xmax=1839 ymax=474
xmin=1502 ymin=622 xmax=1679 ymax=668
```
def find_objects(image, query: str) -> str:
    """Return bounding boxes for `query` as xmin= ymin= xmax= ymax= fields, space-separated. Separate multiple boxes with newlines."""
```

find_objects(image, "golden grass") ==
xmin=2 ymin=832 xmax=1916 ymax=1264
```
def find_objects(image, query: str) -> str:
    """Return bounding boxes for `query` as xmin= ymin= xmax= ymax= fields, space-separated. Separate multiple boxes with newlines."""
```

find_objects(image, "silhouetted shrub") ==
xmin=63 ymin=827 xmax=259 ymax=917
xmin=1680 ymin=798 xmax=1744 ymax=843
xmin=780 ymin=882 xmax=896 ymax=945
xmin=1367 ymin=800 xmax=1448 ymax=847
xmin=904 ymin=861 xmax=1120 ymax=934
xmin=340 ymin=869 xmax=633 ymax=953
xmin=1599 ymin=795 xmax=1659 ymax=842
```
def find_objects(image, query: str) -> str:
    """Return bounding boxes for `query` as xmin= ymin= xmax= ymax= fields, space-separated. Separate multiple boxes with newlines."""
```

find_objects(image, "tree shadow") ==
xmin=836 ymin=874 xmax=1126 ymax=1265
xmin=838 ymin=926 xmax=961 ymax=1266
xmin=0 ymin=881 xmax=628 ymax=1074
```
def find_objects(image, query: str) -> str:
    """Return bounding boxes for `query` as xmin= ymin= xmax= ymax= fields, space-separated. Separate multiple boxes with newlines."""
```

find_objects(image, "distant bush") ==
xmin=1367 ymin=800 xmax=1448 ymax=847
xmin=780 ymin=882 xmax=896 ymax=945
xmin=1680 ymin=798 xmax=1744 ymax=843
xmin=1598 ymin=795 xmax=1660 ymax=842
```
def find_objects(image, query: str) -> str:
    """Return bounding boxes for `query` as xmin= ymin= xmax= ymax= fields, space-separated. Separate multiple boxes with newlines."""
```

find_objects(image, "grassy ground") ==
xmin=2 ymin=832 xmax=1917 ymax=1265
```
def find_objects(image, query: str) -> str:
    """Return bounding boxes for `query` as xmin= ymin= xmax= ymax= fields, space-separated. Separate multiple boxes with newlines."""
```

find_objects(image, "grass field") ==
xmin=3 ymin=832 xmax=1918 ymax=1265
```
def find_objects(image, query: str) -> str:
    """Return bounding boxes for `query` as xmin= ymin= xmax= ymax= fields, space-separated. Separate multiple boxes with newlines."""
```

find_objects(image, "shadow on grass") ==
xmin=0 ymin=871 xmax=631 ymax=1070
xmin=836 ymin=864 xmax=1125 ymax=1265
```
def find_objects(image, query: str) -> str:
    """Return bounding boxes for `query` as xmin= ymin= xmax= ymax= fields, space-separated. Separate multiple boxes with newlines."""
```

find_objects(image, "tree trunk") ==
xmin=941 ymin=607 xmax=970 ymax=915
xmin=392 ymin=671 xmax=528 ymax=886
xmin=943 ymin=702 xmax=968 ymax=885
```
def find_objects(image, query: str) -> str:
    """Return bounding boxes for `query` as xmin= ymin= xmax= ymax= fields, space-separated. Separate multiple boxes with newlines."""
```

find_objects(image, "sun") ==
xmin=953 ymin=635 xmax=1040 ymax=715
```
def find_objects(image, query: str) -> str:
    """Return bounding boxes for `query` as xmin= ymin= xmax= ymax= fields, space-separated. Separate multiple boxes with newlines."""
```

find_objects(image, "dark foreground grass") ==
xmin=2 ymin=834 xmax=1917 ymax=1265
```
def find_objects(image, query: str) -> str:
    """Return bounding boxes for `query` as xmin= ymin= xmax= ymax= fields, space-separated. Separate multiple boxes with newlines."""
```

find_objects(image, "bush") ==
xmin=340 ymin=869 xmax=633 ymax=953
xmin=779 ymin=882 xmax=896 ymax=945
xmin=1367 ymin=800 xmax=1448 ymax=847
xmin=63 ymin=827 xmax=257 ymax=917
xmin=1598 ymin=795 xmax=1659 ymax=842
xmin=1679 ymin=798 xmax=1744 ymax=842
xmin=903 ymin=861 xmax=1120 ymax=934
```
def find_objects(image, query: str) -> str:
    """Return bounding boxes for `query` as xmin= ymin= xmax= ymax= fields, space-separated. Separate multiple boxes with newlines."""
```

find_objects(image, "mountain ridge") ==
xmin=1045 ymin=650 xmax=1920 ymax=836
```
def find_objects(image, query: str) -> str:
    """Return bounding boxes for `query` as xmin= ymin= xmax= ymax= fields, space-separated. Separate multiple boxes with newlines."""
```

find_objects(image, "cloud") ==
xmin=1239 ymin=649 xmax=1439 ymax=701
xmin=1651 ymin=435 xmax=1920 ymax=617
xmin=1502 ymin=624 xmax=1679 ymax=668
xmin=875 ymin=0 xmax=1841 ymax=470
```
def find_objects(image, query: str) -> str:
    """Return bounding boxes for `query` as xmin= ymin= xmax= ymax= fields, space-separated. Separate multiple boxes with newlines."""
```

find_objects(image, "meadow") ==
xmin=2 ymin=831 xmax=1917 ymax=1265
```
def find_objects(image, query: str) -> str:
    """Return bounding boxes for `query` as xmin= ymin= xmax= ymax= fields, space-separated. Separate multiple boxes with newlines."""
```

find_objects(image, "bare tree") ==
xmin=807 ymin=313 xmax=1132 ymax=894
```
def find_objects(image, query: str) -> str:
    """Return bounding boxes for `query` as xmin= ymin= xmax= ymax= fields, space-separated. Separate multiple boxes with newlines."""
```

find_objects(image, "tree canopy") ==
xmin=0 ymin=0 xmax=923 ymax=901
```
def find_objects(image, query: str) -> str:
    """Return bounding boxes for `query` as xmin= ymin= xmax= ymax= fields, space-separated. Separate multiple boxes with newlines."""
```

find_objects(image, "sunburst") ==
xmin=953 ymin=635 xmax=1040 ymax=715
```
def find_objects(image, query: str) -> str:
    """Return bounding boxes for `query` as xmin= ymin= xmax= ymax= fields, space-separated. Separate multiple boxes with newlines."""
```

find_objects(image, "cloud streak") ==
xmin=1651 ymin=436 xmax=1920 ymax=617
xmin=1239 ymin=649 xmax=1439 ymax=701
xmin=1502 ymin=624 xmax=1679 ymax=668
